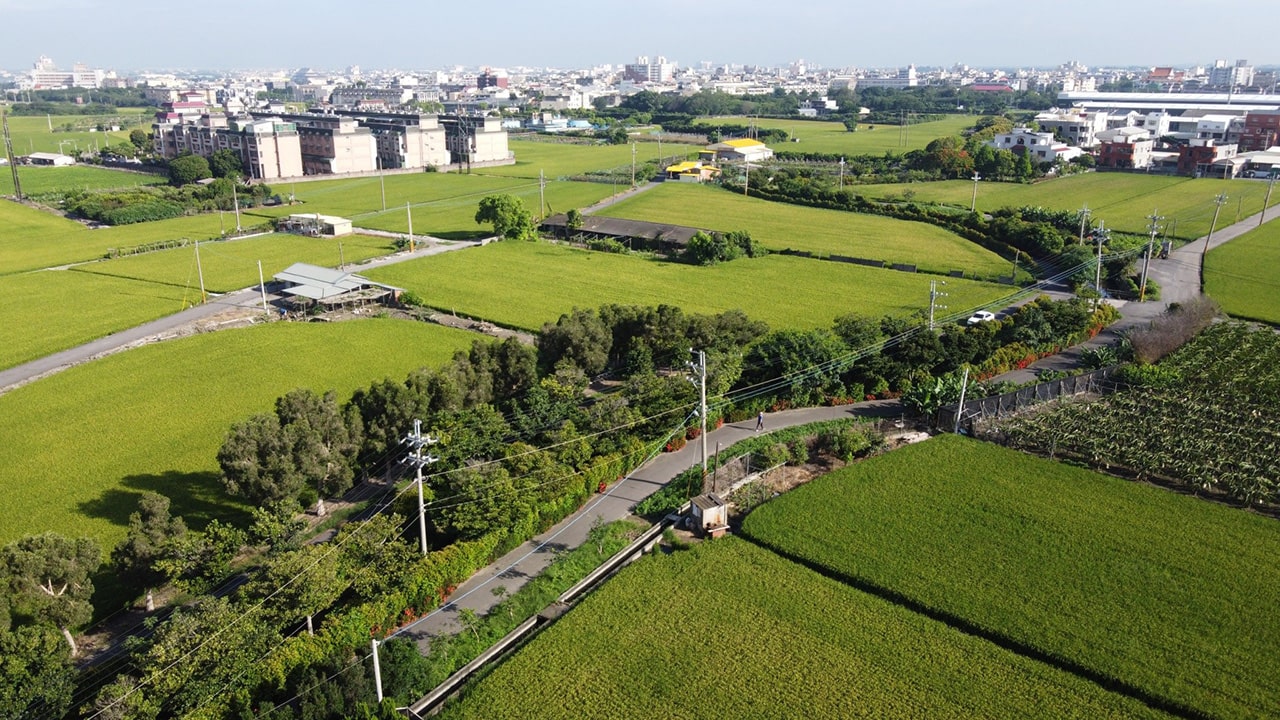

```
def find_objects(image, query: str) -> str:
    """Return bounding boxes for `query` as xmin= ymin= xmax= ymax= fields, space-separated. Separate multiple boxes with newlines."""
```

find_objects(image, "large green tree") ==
xmin=475 ymin=194 xmax=537 ymax=240
xmin=167 ymin=153 xmax=211 ymax=186
xmin=1 ymin=533 xmax=100 ymax=655
xmin=208 ymin=148 xmax=244 ymax=179
xmin=110 ymin=492 xmax=187 ymax=610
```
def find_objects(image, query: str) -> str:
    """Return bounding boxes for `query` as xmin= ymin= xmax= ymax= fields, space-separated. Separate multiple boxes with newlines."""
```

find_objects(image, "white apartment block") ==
xmin=154 ymin=116 xmax=303 ymax=180
xmin=296 ymin=116 xmax=378 ymax=175
xmin=1034 ymin=111 xmax=1110 ymax=147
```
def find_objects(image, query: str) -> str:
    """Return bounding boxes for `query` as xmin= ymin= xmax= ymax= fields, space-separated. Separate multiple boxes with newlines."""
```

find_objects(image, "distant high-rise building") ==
xmin=1208 ymin=59 xmax=1255 ymax=89
xmin=624 ymin=55 xmax=675 ymax=83
xmin=26 ymin=55 xmax=104 ymax=89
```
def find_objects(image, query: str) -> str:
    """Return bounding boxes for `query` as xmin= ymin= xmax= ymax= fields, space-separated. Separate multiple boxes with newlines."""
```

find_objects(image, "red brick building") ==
xmin=1240 ymin=110 xmax=1280 ymax=152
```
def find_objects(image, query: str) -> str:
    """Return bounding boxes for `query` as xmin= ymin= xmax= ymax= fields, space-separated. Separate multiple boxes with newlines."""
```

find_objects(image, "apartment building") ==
xmin=1096 ymin=127 xmax=1154 ymax=170
xmin=294 ymin=116 xmax=378 ymax=175
xmin=438 ymin=114 xmax=511 ymax=165
xmin=153 ymin=116 xmax=302 ymax=180
xmin=1034 ymin=111 xmax=1109 ymax=147
xmin=361 ymin=115 xmax=450 ymax=169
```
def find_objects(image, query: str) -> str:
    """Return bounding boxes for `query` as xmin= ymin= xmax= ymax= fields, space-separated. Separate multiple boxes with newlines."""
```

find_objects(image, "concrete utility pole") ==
xmin=1262 ymin=171 xmax=1277 ymax=228
xmin=371 ymin=639 xmax=383 ymax=702
xmin=630 ymin=142 xmax=637 ymax=188
xmin=688 ymin=350 xmax=708 ymax=480
xmin=1094 ymin=220 xmax=1109 ymax=303
xmin=406 ymin=202 xmax=415 ymax=252
xmin=744 ymin=162 xmax=750 ymax=196
xmin=1078 ymin=203 xmax=1091 ymax=245
xmin=1201 ymin=192 xmax=1228 ymax=267
xmin=928 ymin=280 xmax=947 ymax=330
xmin=1140 ymin=209 xmax=1164 ymax=301
xmin=838 ymin=157 xmax=846 ymax=190
xmin=257 ymin=260 xmax=268 ymax=312
xmin=194 ymin=239 xmax=206 ymax=304
xmin=231 ymin=183 xmax=242 ymax=233
xmin=953 ymin=367 xmax=970 ymax=434
xmin=970 ymin=172 xmax=981 ymax=212
xmin=539 ymin=168 xmax=546 ymax=218
xmin=1 ymin=108 xmax=22 ymax=201
xmin=403 ymin=418 xmax=439 ymax=556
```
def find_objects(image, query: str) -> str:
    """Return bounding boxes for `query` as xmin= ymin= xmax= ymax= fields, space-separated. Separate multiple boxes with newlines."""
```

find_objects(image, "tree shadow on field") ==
xmin=77 ymin=470 xmax=251 ymax=535
xmin=429 ymin=230 xmax=490 ymax=241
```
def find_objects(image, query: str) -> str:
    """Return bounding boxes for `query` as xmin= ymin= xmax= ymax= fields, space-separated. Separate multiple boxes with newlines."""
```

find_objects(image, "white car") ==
xmin=966 ymin=310 xmax=997 ymax=325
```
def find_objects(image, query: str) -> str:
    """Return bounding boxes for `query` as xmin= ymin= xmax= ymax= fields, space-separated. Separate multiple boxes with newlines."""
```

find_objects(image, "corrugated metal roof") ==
xmin=273 ymin=262 xmax=400 ymax=300
xmin=722 ymin=138 xmax=765 ymax=148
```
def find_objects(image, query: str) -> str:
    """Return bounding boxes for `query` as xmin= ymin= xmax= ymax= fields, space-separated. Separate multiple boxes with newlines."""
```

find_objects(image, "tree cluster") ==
xmin=475 ymin=194 xmax=539 ymax=240
xmin=681 ymin=229 xmax=766 ymax=265
xmin=63 ymin=179 xmax=275 ymax=226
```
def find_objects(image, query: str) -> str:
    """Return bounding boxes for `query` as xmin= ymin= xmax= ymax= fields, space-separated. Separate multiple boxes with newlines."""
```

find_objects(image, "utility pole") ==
xmin=838 ymin=157 xmax=845 ymax=190
xmin=1093 ymin=220 xmax=1108 ymax=303
xmin=257 ymin=260 xmax=268 ymax=312
xmin=1010 ymin=249 xmax=1020 ymax=283
xmin=1261 ymin=171 xmax=1277 ymax=228
xmin=231 ymin=183 xmax=242 ymax=233
xmin=407 ymin=202 xmax=415 ymax=252
xmin=630 ymin=142 xmax=637 ymax=188
xmin=371 ymin=639 xmax=383 ymax=702
xmin=1201 ymin=192 xmax=1228 ymax=267
xmin=688 ymin=350 xmax=708 ymax=480
xmin=194 ymin=239 xmax=207 ymax=304
xmin=379 ymin=157 xmax=386 ymax=211
xmin=402 ymin=419 xmax=439 ymax=556
xmin=539 ymin=168 xmax=546 ymax=218
xmin=970 ymin=172 xmax=981 ymax=212
xmin=928 ymin=280 xmax=947 ymax=330
xmin=1077 ymin=203 xmax=1091 ymax=245
xmin=952 ymin=367 xmax=971 ymax=434
xmin=338 ymin=241 xmax=345 ymax=270
xmin=1140 ymin=210 xmax=1164 ymax=301
xmin=1 ymin=108 xmax=22 ymax=201
xmin=744 ymin=162 xmax=750 ymax=196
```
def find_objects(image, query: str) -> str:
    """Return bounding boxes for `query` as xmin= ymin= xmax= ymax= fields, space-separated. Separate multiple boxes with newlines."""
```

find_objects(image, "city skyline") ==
xmin=1 ymin=0 xmax=1278 ymax=73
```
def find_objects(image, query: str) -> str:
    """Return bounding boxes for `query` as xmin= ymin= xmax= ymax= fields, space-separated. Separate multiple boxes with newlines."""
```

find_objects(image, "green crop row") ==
xmin=438 ymin=538 xmax=1169 ymax=719
xmin=740 ymin=434 xmax=1280 ymax=720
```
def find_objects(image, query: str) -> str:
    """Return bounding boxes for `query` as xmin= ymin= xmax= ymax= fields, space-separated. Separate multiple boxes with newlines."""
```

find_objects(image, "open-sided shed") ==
xmin=273 ymin=262 xmax=402 ymax=309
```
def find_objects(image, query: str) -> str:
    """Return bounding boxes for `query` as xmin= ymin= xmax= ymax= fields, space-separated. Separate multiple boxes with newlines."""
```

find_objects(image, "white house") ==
xmin=1035 ymin=111 xmax=1110 ymax=147
xmin=989 ymin=128 xmax=1084 ymax=164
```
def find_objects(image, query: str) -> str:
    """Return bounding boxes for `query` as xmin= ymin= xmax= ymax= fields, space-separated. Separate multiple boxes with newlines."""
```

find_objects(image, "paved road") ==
xmin=0 ymin=239 xmax=477 ymax=395
xmin=395 ymin=400 xmax=901 ymax=646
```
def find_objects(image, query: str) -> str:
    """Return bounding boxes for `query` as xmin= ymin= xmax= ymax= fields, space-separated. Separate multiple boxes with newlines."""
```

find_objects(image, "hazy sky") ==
xmin=2 ymin=0 xmax=1277 ymax=73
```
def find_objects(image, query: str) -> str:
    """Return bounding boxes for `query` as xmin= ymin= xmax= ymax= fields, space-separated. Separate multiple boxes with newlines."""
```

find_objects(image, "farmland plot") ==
xmin=742 ymin=434 xmax=1280 ymax=720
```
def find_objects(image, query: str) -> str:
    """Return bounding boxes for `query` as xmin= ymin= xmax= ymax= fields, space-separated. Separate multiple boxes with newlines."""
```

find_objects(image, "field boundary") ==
xmin=938 ymin=366 xmax=1122 ymax=432
xmin=404 ymin=518 xmax=672 ymax=717
xmin=738 ymin=532 xmax=1206 ymax=720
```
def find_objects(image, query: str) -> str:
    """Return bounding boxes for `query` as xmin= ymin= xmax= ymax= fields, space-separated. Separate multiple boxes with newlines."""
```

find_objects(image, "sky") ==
xmin=1 ymin=0 xmax=1277 ymax=73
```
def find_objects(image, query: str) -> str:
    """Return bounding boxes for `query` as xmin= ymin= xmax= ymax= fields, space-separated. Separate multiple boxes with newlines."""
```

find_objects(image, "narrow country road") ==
xmin=0 ymin=238 xmax=475 ymax=395
xmin=395 ymin=400 xmax=903 ymax=646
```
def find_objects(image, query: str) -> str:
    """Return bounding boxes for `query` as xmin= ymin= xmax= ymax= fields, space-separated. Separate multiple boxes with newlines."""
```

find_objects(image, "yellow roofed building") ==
xmin=705 ymin=138 xmax=774 ymax=163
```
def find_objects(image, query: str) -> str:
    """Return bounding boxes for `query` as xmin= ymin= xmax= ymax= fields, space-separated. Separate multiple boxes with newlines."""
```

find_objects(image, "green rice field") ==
xmin=0 ymin=319 xmax=476 ymax=548
xmin=1 ymin=111 xmax=149 ymax=154
xmin=365 ymin=241 xmax=1013 ymax=331
xmin=476 ymin=138 xmax=700 ymax=179
xmin=695 ymin=114 xmax=976 ymax=154
xmin=440 ymin=538 xmax=1169 ymax=719
xmin=242 ymin=173 xmax=617 ymax=239
xmin=1205 ymin=218 xmax=1280 ymax=324
xmin=855 ymin=173 xmax=1280 ymax=240
xmin=741 ymin=434 xmax=1280 ymax=720
xmin=75 ymin=232 xmax=393 ymax=293
xmin=0 ymin=164 xmax=164 ymax=197
xmin=0 ymin=199 xmax=247 ymax=274
xmin=0 ymin=270 xmax=188 ymax=370
xmin=598 ymin=183 xmax=1012 ymax=278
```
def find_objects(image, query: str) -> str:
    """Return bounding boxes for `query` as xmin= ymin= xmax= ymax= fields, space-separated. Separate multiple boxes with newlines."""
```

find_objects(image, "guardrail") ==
xmin=403 ymin=516 xmax=676 ymax=717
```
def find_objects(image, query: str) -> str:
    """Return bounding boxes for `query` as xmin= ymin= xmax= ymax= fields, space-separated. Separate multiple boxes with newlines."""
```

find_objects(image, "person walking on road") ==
xmin=755 ymin=411 xmax=765 ymax=431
